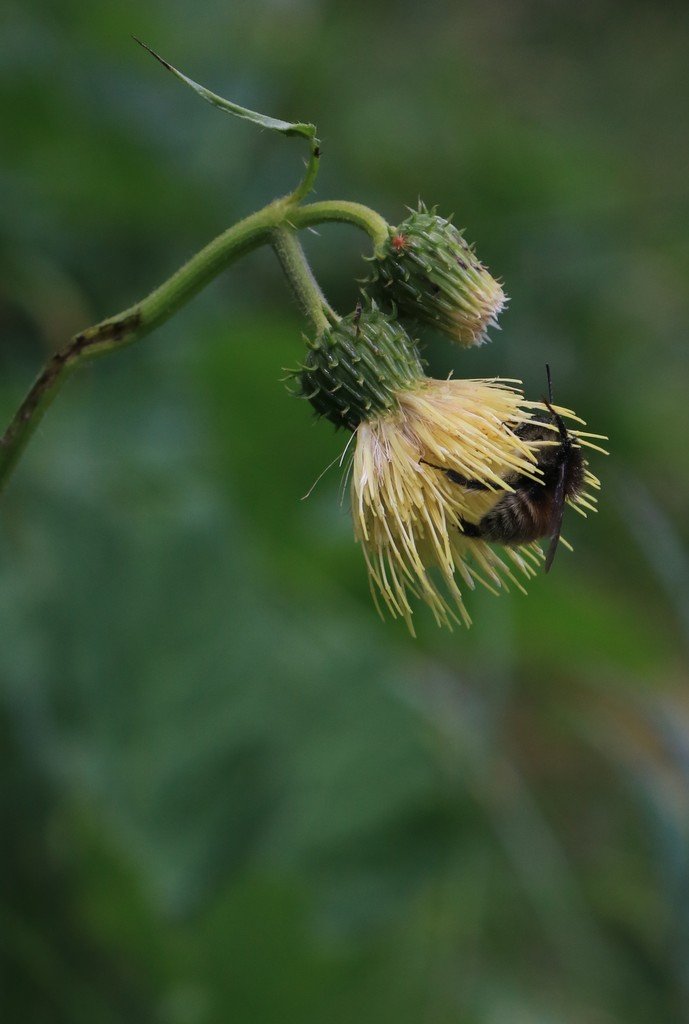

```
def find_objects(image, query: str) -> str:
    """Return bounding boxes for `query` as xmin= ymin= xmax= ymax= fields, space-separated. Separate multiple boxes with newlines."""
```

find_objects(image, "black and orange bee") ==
xmin=424 ymin=366 xmax=586 ymax=572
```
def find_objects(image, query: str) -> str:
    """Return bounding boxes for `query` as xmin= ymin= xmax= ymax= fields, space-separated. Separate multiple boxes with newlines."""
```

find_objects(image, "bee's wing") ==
xmin=544 ymin=462 xmax=568 ymax=573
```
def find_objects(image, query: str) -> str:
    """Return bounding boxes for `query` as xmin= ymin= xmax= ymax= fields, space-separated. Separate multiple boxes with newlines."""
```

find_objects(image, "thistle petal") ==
xmin=350 ymin=378 xmax=601 ymax=633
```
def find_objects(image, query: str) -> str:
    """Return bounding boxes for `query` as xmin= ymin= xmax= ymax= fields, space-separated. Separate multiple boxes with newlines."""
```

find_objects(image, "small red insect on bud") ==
xmin=370 ymin=209 xmax=507 ymax=347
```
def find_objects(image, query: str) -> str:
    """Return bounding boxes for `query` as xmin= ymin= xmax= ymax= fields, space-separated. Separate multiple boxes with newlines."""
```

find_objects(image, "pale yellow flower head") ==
xmin=351 ymin=376 xmax=600 ymax=633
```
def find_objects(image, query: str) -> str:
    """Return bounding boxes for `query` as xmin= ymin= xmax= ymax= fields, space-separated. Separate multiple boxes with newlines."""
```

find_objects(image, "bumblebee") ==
xmin=423 ymin=367 xmax=586 ymax=572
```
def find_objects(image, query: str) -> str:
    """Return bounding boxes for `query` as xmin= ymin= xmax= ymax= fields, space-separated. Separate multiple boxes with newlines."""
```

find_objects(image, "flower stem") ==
xmin=0 ymin=198 xmax=289 ymax=493
xmin=0 ymin=196 xmax=389 ymax=494
xmin=291 ymin=201 xmax=389 ymax=254
xmin=289 ymin=141 xmax=322 ymax=204
xmin=271 ymin=227 xmax=335 ymax=334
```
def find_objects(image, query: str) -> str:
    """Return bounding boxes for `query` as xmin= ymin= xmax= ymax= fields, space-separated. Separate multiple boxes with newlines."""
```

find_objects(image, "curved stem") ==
xmin=290 ymin=201 xmax=390 ymax=254
xmin=0 ymin=198 xmax=290 ymax=493
xmin=271 ymin=227 xmax=335 ymax=334
xmin=289 ymin=141 xmax=322 ymax=204
xmin=0 ymin=195 xmax=390 ymax=495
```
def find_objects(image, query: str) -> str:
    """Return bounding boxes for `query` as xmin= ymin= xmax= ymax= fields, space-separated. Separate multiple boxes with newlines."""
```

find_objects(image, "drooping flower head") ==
xmin=292 ymin=305 xmax=603 ymax=633
xmin=367 ymin=207 xmax=507 ymax=347
xmin=351 ymin=378 xmax=602 ymax=631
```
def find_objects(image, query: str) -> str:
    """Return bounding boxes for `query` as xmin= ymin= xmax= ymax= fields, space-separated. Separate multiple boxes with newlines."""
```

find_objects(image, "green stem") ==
xmin=291 ymin=201 xmax=390 ymax=254
xmin=0 ymin=197 xmax=289 ymax=493
xmin=271 ymin=227 xmax=335 ymax=334
xmin=290 ymin=141 xmax=322 ymax=204
xmin=0 ymin=196 xmax=390 ymax=495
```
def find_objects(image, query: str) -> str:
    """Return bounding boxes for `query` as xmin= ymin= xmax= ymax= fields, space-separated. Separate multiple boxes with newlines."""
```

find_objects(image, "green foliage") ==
xmin=2 ymin=2 xmax=689 ymax=1022
xmin=133 ymin=38 xmax=317 ymax=141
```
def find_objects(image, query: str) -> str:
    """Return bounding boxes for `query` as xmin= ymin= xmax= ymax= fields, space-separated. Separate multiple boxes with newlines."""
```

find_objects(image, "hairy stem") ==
xmin=0 ymin=196 xmax=389 ymax=494
xmin=0 ymin=198 xmax=289 ymax=492
xmin=271 ymin=227 xmax=336 ymax=334
xmin=290 ymin=142 xmax=322 ymax=204
xmin=291 ymin=201 xmax=390 ymax=254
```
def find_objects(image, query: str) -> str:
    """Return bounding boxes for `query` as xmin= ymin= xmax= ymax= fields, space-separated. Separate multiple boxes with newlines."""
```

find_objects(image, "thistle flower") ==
xmin=293 ymin=306 xmax=603 ymax=633
xmin=367 ymin=207 xmax=506 ymax=347
xmin=351 ymin=378 xmax=602 ymax=632
xmin=0 ymin=43 xmax=606 ymax=641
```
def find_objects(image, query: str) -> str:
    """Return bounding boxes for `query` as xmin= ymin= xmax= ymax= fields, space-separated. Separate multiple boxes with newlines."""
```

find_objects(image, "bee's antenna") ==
xmin=542 ymin=363 xmax=568 ymax=444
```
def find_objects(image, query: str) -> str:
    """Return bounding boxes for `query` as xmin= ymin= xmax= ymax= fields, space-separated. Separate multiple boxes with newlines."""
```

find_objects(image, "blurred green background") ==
xmin=2 ymin=2 xmax=689 ymax=1021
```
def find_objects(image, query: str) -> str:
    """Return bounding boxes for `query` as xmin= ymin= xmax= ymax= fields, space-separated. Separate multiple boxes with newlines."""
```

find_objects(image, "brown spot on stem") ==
xmin=1 ymin=311 xmax=143 ymax=450
xmin=78 ymin=312 xmax=143 ymax=349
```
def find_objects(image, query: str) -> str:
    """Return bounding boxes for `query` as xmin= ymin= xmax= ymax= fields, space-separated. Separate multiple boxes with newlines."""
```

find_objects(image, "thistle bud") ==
xmin=368 ymin=208 xmax=506 ymax=347
xmin=293 ymin=305 xmax=423 ymax=430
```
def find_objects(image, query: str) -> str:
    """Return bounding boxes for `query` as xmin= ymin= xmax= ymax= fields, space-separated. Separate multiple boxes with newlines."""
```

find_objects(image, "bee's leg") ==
xmin=448 ymin=472 xmax=490 ymax=490
xmin=420 ymin=459 xmax=490 ymax=490
xmin=457 ymin=518 xmax=482 ymax=538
